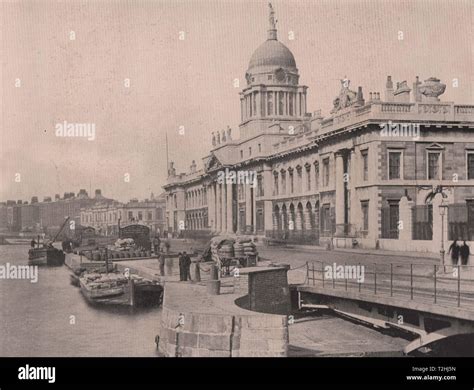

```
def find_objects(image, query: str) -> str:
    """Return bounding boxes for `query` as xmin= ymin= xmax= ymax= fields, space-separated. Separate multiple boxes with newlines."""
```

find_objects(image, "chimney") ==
xmin=17 ymin=200 xmax=23 ymax=205
xmin=31 ymin=196 xmax=38 ymax=204
xmin=95 ymin=189 xmax=102 ymax=197
xmin=44 ymin=197 xmax=52 ymax=202
xmin=190 ymin=160 xmax=197 ymax=173
xmin=413 ymin=76 xmax=422 ymax=102
xmin=55 ymin=194 xmax=60 ymax=201
xmin=385 ymin=76 xmax=394 ymax=102
xmin=355 ymin=86 xmax=365 ymax=106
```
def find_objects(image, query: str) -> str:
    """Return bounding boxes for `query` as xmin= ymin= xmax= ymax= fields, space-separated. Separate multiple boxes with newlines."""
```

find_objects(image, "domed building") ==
xmin=239 ymin=2 xmax=309 ymax=140
xmin=164 ymin=3 xmax=474 ymax=256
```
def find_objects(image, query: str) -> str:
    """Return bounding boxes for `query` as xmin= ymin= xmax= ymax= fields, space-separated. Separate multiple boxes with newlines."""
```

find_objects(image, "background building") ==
xmin=80 ymin=193 xmax=167 ymax=237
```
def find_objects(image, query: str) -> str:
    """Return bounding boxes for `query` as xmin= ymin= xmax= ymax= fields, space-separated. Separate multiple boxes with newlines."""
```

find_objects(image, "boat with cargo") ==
xmin=79 ymin=271 xmax=163 ymax=307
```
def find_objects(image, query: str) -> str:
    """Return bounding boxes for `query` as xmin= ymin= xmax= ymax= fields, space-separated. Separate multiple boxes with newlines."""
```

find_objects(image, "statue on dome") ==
xmin=216 ymin=131 xmax=221 ymax=144
xmin=227 ymin=126 xmax=232 ymax=141
xmin=221 ymin=129 xmax=226 ymax=142
xmin=212 ymin=132 xmax=216 ymax=146
xmin=269 ymin=3 xmax=277 ymax=30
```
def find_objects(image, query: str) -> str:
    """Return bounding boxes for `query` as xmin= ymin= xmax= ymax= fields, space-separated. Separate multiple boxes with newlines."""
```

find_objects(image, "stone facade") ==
xmin=163 ymin=5 xmax=474 ymax=253
xmin=80 ymin=193 xmax=167 ymax=236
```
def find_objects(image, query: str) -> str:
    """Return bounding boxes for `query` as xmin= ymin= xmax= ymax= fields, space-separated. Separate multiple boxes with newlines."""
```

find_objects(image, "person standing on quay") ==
xmin=448 ymin=239 xmax=460 ymax=266
xmin=460 ymin=241 xmax=470 ymax=266
xmin=183 ymin=251 xmax=192 ymax=282
xmin=178 ymin=252 xmax=185 ymax=281
xmin=153 ymin=236 xmax=161 ymax=254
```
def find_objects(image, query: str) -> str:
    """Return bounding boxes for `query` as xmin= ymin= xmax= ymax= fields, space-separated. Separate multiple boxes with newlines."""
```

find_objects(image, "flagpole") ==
xmin=165 ymin=131 xmax=169 ymax=174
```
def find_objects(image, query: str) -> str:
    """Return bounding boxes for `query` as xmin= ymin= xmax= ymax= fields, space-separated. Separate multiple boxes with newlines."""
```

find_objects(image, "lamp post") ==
xmin=439 ymin=203 xmax=448 ymax=272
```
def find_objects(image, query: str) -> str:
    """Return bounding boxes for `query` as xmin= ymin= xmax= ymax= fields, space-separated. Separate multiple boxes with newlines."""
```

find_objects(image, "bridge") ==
xmin=295 ymin=261 xmax=474 ymax=354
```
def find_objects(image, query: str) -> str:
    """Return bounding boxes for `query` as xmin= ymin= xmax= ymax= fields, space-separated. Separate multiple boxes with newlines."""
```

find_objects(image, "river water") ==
xmin=0 ymin=245 xmax=161 ymax=357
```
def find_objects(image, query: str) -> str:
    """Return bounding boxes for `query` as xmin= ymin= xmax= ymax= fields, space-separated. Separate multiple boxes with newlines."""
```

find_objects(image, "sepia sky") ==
xmin=1 ymin=0 xmax=472 ymax=203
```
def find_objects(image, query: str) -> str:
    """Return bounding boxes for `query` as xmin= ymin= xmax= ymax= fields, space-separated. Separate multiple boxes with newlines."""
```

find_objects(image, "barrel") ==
xmin=206 ymin=280 xmax=221 ymax=295
xmin=165 ymin=256 xmax=174 ymax=276
xmin=210 ymin=264 xmax=219 ymax=280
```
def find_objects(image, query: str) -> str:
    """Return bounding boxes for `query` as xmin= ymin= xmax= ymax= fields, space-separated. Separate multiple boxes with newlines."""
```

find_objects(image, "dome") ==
xmin=248 ymin=39 xmax=297 ymax=73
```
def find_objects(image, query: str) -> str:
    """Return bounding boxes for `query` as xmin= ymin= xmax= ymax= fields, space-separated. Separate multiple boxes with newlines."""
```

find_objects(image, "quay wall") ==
xmin=158 ymin=281 xmax=289 ymax=357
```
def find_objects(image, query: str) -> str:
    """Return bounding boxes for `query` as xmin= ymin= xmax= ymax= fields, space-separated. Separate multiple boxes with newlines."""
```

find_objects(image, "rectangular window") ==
xmin=253 ymin=92 xmax=257 ymax=116
xmin=314 ymin=162 xmax=319 ymax=190
xmin=240 ymin=150 xmax=243 ymax=158
xmin=428 ymin=151 xmax=441 ymax=180
xmin=281 ymin=171 xmax=286 ymax=194
xmin=321 ymin=204 xmax=331 ymax=232
xmin=468 ymin=153 xmax=474 ymax=180
xmin=249 ymin=147 xmax=252 ymax=156
xmin=388 ymin=151 xmax=402 ymax=180
xmin=257 ymin=175 xmax=264 ymax=197
xmin=258 ymin=143 xmax=261 ymax=152
xmin=128 ymin=211 xmax=133 ymax=220
xmin=147 ymin=212 xmax=153 ymax=221
xmin=289 ymin=171 xmax=294 ymax=194
xmin=273 ymin=174 xmax=279 ymax=196
xmin=323 ymin=158 xmax=330 ymax=187
xmin=267 ymin=92 xmax=273 ymax=115
xmin=289 ymin=93 xmax=293 ymax=116
xmin=361 ymin=201 xmax=369 ymax=231
xmin=361 ymin=150 xmax=368 ymax=181
xmin=297 ymin=168 xmax=302 ymax=193
xmin=279 ymin=92 xmax=284 ymax=115
xmin=306 ymin=166 xmax=311 ymax=191
xmin=138 ymin=211 xmax=143 ymax=221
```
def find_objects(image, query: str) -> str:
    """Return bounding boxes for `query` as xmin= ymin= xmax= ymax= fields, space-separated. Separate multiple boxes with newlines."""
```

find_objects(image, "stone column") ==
xmin=263 ymin=164 xmax=273 ymax=234
xmin=432 ymin=193 xmax=447 ymax=252
xmin=398 ymin=196 xmax=414 ymax=243
xmin=256 ymin=91 xmax=261 ymax=118
xmin=216 ymin=183 xmax=222 ymax=232
xmin=304 ymin=207 xmax=312 ymax=230
xmin=226 ymin=181 xmax=233 ymax=233
xmin=210 ymin=183 xmax=215 ymax=230
xmin=295 ymin=209 xmax=303 ymax=231
xmin=245 ymin=184 xmax=252 ymax=233
xmin=335 ymin=152 xmax=345 ymax=236
xmin=296 ymin=92 xmax=300 ymax=117
xmin=274 ymin=91 xmax=277 ymax=115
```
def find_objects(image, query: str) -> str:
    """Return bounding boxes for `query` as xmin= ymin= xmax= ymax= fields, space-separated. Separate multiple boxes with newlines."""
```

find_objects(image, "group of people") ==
xmin=448 ymin=240 xmax=470 ymax=266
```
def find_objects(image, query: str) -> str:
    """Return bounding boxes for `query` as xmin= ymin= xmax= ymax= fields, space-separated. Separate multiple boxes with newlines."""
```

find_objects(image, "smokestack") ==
xmin=385 ymin=76 xmax=394 ymax=102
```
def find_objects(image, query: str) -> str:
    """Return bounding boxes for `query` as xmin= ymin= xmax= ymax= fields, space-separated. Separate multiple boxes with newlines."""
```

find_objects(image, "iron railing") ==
xmin=305 ymin=261 xmax=474 ymax=309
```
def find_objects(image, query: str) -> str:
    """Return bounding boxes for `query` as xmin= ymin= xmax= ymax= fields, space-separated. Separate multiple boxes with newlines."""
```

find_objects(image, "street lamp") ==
xmin=439 ymin=203 xmax=448 ymax=272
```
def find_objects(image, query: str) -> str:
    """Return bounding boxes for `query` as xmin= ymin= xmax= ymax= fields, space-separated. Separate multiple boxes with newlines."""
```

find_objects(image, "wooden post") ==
xmin=305 ymin=261 xmax=309 ymax=284
xmin=457 ymin=265 xmax=461 ymax=307
xmin=359 ymin=263 xmax=361 ymax=293
xmin=374 ymin=263 xmax=377 ymax=295
xmin=129 ymin=278 xmax=135 ymax=306
xmin=322 ymin=262 xmax=325 ymax=288
xmin=345 ymin=263 xmax=347 ymax=291
xmin=434 ymin=264 xmax=437 ymax=304
xmin=390 ymin=263 xmax=393 ymax=297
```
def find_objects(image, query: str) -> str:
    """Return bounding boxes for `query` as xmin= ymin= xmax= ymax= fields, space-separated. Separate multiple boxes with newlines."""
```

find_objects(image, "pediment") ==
xmin=205 ymin=154 xmax=223 ymax=172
